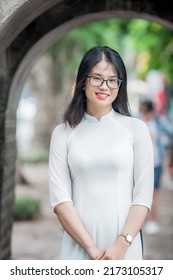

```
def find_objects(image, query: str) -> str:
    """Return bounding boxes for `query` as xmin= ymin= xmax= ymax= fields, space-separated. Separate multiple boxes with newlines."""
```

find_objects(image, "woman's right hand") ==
xmin=87 ymin=245 xmax=105 ymax=260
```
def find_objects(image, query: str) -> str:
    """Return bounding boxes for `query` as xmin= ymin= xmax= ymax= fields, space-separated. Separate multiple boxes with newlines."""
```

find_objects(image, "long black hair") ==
xmin=64 ymin=46 xmax=131 ymax=127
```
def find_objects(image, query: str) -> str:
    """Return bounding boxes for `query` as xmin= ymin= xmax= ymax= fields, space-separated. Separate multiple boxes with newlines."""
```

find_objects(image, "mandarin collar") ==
xmin=84 ymin=109 xmax=115 ymax=123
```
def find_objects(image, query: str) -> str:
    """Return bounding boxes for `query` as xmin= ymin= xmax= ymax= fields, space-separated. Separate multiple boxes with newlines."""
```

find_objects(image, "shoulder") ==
xmin=113 ymin=111 xmax=149 ymax=133
xmin=52 ymin=122 xmax=72 ymax=134
xmin=115 ymin=113 xmax=152 ymax=146
xmin=50 ymin=123 xmax=73 ymax=144
xmin=131 ymin=116 xmax=149 ymax=130
xmin=50 ymin=121 xmax=85 ymax=144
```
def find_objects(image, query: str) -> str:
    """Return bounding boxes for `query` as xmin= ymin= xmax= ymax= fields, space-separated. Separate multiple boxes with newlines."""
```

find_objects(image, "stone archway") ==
xmin=0 ymin=0 xmax=173 ymax=259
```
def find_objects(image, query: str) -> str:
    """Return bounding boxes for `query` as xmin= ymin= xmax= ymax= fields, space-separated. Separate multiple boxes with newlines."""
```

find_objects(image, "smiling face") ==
xmin=84 ymin=58 xmax=119 ymax=115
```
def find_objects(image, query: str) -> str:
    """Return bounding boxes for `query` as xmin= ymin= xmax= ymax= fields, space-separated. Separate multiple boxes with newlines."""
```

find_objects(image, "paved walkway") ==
xmin=11 ymin=162 xmax=173 ymax=260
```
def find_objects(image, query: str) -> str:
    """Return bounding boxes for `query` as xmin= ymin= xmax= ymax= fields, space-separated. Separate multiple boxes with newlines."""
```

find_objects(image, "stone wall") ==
xmin=0 ymin=0 xmax=173 ymax=259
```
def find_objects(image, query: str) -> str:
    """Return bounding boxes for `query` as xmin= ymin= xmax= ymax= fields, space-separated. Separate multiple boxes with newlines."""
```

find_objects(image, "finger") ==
xmin=100 ymin=252 xmax=107 ymax=260
xmin=95 ymin=250 xmax=105 ymax=260
xmin=100 ymin=255 xmax=106 ymax=260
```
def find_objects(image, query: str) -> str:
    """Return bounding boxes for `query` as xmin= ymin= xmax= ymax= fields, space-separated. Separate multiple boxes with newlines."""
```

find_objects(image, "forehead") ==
xmin=90 ymin=59 xmax=117 ymax=76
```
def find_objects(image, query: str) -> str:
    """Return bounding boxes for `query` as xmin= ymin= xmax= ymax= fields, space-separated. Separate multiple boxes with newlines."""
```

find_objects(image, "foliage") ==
xmin=14 ymin=196 xmax=41 ymax=221
xmin=126 ymin=19 xmax=173 ymax=80
xmin=46 ymin=19 xmax=129 ymax=79
xmin=20 ymin=152 xmax=49 ymax=164
xmin=46 ymin=18 xmax=173 ymax=84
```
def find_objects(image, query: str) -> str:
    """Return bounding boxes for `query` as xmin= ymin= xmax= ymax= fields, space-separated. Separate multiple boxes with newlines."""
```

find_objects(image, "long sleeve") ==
xmin=132 ymin=120 xmax=154 ymax=210
xmin=49 ymin=124 xmax=73 ymax=209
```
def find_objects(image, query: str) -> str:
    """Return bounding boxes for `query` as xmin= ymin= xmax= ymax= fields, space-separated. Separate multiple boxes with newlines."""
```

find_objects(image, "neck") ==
xmin=86 ymin=105 xmax=112 ymax=121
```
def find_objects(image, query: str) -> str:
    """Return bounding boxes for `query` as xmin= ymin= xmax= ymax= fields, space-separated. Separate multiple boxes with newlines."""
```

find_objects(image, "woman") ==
xmin=49 ymin=46 xmax=154 ymax=260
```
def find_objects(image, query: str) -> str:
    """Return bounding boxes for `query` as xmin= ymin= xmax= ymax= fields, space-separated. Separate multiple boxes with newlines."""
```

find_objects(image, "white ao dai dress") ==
xmin=49 ymin=109 xmax=154 ymax=260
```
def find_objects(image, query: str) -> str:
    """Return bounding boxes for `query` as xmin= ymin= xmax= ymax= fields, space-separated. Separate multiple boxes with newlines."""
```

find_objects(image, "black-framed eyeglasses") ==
xmin=87 ymin=75 xmax=122 ymax=89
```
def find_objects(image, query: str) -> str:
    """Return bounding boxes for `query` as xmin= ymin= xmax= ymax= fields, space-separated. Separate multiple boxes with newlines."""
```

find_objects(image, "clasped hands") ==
xmin=88 ymin=237 xmax=130 ymax=260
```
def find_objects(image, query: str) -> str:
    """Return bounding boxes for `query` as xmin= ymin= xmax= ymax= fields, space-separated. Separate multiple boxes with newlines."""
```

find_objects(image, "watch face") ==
xmin=126 ymin=234 xmax=133 ymax=243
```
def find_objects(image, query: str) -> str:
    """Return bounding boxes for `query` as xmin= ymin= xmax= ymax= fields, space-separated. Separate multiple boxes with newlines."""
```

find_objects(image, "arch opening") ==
xmin=1 ymin=1 xmax=173 ymax=260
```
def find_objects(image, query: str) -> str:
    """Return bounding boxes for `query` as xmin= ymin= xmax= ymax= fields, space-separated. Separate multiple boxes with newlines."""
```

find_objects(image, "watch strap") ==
xmin=119 ymin=233 xmax=133 ymax=245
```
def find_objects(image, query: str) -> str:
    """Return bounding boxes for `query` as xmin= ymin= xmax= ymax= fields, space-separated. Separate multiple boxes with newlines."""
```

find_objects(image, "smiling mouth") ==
xmin=95 ymin=92 xmax=110 ymax=100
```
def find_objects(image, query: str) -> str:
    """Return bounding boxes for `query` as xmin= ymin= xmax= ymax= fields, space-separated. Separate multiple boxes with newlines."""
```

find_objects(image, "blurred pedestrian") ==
xmin=139 ymin=99 xmax=173 ymax=234
xmin=49 ymin=46 xmax=154 ymax=260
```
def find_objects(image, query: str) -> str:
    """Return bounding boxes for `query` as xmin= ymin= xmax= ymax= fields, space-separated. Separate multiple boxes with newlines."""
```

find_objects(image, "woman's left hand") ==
xmin=96 ymin=237 xmax=129 ymax=260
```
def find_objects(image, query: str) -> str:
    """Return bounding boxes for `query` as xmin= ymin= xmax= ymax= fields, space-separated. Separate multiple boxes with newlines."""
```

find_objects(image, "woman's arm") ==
xmin=97 ymin=205 xmax=148 ymax=260
xmin=55 ymin=201 xmax=104 ymax=259
xmin=119 ymin=204 xmax=148 ymax=239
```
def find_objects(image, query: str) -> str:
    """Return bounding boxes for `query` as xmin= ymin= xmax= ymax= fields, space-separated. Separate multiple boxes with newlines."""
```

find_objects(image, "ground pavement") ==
xmin=11 ymin=162 xmax=173 ymax=260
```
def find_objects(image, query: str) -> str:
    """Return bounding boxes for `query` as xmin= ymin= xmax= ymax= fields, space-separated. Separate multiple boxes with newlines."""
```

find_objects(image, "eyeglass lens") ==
xmin=88 ymin=76 xmax=121 ymax=89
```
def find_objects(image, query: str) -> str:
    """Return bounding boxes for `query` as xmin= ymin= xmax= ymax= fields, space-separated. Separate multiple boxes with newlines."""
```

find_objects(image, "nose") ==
xmin=100 ymin=80 xmax=109 ymax=90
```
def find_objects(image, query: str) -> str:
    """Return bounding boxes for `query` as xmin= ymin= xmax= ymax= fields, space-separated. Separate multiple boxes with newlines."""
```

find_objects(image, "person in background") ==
xmin=49 ymin=46 xmax=154 ymax=260
xmin=139 ymin=99 xmax=173 ymax=234
xmin=167 ymin=140 xmax=173 ymax=188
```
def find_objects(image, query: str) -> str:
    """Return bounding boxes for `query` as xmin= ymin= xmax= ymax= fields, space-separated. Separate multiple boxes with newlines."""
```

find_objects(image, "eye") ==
xmin=92 ymin=76 xmax=102 ymax=81
xmin=109 ymin=79 xmax=117 ymax=84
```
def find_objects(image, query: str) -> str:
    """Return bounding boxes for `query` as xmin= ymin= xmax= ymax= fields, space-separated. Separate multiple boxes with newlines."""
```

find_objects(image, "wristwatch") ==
xmin=119 ymin=233 xmax=133 ymax=245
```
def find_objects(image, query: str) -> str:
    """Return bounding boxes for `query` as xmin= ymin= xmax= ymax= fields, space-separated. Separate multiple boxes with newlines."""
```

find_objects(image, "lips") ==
xmin=95 ymin=92 xmax=110 ymax=100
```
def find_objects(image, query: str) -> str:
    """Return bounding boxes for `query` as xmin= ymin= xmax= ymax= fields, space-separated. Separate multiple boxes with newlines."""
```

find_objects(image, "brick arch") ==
xmin=0 ymin=0 xmax=173 ymax=259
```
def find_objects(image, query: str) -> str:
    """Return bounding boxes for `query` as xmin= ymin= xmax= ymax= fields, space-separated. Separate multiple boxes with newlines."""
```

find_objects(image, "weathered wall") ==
xmin=0 ymin=0 xmax=173 ymax=259
xmin=0 ymin=0 xmax=28 ymax=23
